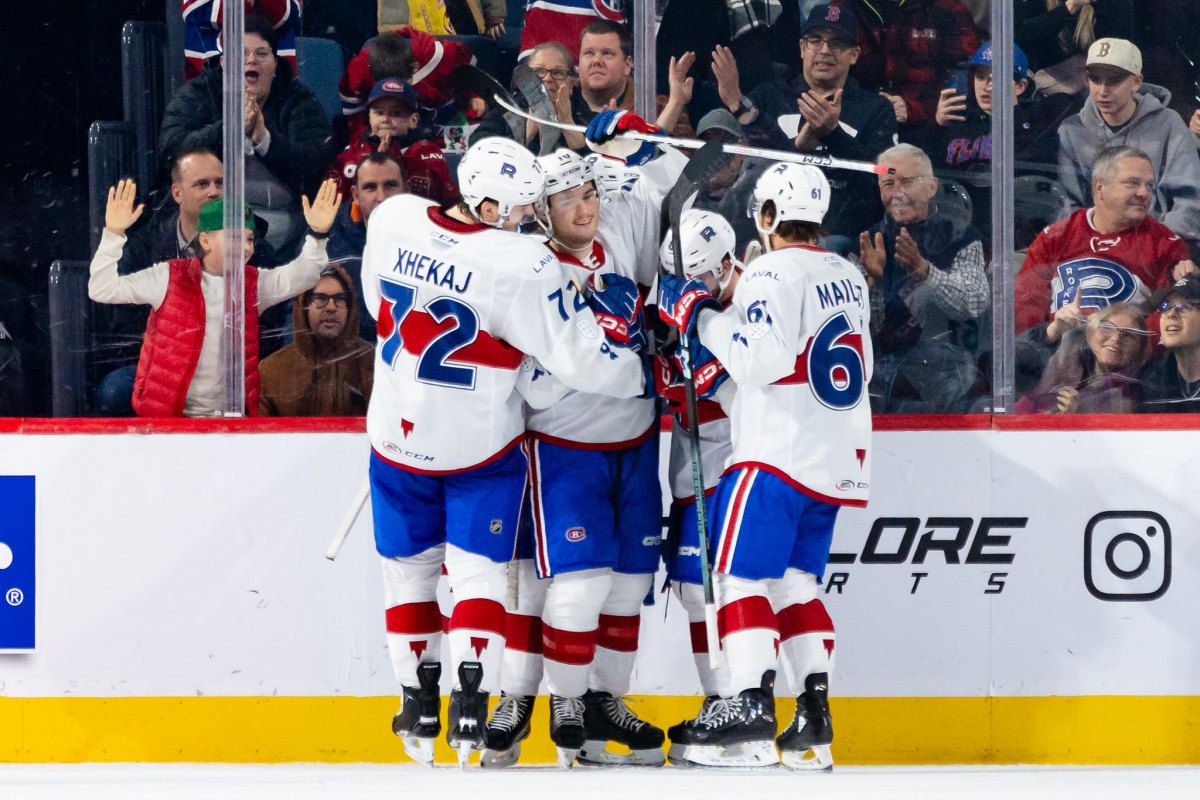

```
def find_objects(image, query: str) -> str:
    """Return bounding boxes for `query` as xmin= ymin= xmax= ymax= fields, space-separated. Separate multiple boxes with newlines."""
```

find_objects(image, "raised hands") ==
xmin=935 ymin=87 xmax=969 ymax=126
xmin=1046 ymin=286 xmax=1086 ymax=343
xmin=857 ymin=230 xmax=886 ymax=284
xmin=301 ymin=178 xmax=344 ymax=235
xmin=894 ymin=227 xmax=929 ymax=280
xmin=668 ymin=51 xmax=695 ymax=107
xmin=104 ymin=179 xmax=145 ymax=237
xmin=712 ymin=45 xmax=742 ymax=114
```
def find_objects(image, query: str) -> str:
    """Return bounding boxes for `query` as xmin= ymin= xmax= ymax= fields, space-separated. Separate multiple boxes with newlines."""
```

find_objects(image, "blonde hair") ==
xmin=1046 ymin=0 xmax=1096 ymax=51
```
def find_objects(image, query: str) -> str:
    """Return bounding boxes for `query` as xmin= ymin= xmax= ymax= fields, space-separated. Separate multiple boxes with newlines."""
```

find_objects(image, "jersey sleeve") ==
xmin=493 ymin=242 xmax=645 ymax=398
xmin=696 ymin=261 xmax=801 ymax=386
xmin=256 ymin=236 xmax=329 ymax=309
xmin=1014 ymin=229 xmax=1055 ymax=333
xmin=88 ymin=229 xmax=169 ymax=308
xmin=604 ymin=145 xmax=688 ymax=287
xmin=514 ymin=356 xmax=572 ymax=410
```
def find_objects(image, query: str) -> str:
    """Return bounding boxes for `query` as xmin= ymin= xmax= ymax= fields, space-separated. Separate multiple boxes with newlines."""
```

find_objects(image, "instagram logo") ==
xmin=1083 ymin=511 xmax=1171 ymax=602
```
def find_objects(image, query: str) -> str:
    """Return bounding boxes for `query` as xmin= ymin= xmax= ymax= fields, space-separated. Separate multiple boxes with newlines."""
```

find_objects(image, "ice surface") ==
xmin=0 ymin=764 xmax=1195 ymax=800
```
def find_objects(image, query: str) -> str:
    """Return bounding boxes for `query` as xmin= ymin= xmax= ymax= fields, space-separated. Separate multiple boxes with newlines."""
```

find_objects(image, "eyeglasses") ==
xmin=1159 ymin=301 xmax=1198 ymax=315
xmin=310 ymin=292 xmax=349 ymax=309
xmin=879 ymin=176 xmax=930 ymax=192
xmin=532 ymin=66 xmax=573 ymax=81
xmin=1094 ymin=322 xmax=1142 ymax=341
xmin=801 ymin=34 xmax=855 ymax=54
xmin=244 ymin=48 xmax=274 ymax=62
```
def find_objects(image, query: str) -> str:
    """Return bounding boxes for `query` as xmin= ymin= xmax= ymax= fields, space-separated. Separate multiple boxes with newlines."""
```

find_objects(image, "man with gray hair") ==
xmin=1016 ymin=146 xmax=1196 ymax=339
xmin=1057 ymin=37 xmax=1200 ymax=248
xmin=852 ymin=143 xmax=989 ymax=412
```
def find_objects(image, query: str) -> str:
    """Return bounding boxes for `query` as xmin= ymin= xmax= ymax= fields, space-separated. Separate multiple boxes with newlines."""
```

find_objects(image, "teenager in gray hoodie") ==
xmin=1057 ymin=37 xmax=1200 ymax=249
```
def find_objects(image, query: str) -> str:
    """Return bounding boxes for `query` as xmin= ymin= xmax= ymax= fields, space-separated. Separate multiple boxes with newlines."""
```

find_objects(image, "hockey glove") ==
xmin=584 ymin=109 xmax=660 ymax=167
xmin=587 ymin=273 xmax=647 ymax=353
xmin=675 ymin=338 xmax=729 ymax=401
xmin=658 ymin=274 xmax=719 ymax=340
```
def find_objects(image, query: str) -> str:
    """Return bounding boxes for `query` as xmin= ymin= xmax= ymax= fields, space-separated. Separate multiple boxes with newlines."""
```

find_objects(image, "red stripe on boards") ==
xmin=777 ymin=599 xmax=835 ymax=640
xmin=717 ymin=596 xmax=778 ymax=639
xmin=542 ymin=623 xmax=597 ymax=666
xmin=596 ymin=614 xmax=639 ymax=652
xmin=385 ymin=601 xmax=442 ymax=634
xmin=449 ymin=598 xmax=507 ymax=637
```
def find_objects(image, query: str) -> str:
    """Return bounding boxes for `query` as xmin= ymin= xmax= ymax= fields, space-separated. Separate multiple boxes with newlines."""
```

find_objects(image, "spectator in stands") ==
xmin=524 ymin=42 xmax=588 ymax=149
xmin=183 ymin=1 xmax=302 ymax=81
xmin=1015 ymin=0 xmax=1136 ymax=87
xmin=327 ymin=79 xmax=455 ymax=203
xmin=1057 ymin=38 xmax=1200 ymax=249
xmin=339 ymin=26 xmax=475 ymax=143
xmin=161 ymin=14 xmax=333 ymax=259
xmin=88 ymin=179 xmax=341 ymax=418
xmin=1140 ymin=276 xmax=1200 ymax=413
xmin=443 ymin=0 xmax=508 ymax=39
xmin=577 ymin=20 xmax=636 ymax=117
xmin=328 ymin=152 xmax=405 ymax=340
xmin=854 ymin=143 xmax=989 ymax=412
xmin=1015 ymin=301 xmax=1151 ymax=413
xmin=928 ymin=42 xmax=1076 ymax=238
xmin=690 ymin=108 xmax=762 ymax=254
xmin=520 ymin=0 xmax=627 ymax=61
xmin=737 ymin=4 xmax=897 ymax=248
xmin=1016 ymin=147 xmax=1196 ymax=338
xmin=258 ymin=264 xmax=373 ymax=416
xmin=875 ymin=0 xmax=979 ymax=132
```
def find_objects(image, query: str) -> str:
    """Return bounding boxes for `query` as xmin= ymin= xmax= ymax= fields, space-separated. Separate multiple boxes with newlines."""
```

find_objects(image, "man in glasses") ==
xmin=1140 ymin=276 xmax=1200 ymax=413
xmin=736 ymin=3 xmax=898 ymax=248
xmin=258 ymin=265 xmax=374 ymax=416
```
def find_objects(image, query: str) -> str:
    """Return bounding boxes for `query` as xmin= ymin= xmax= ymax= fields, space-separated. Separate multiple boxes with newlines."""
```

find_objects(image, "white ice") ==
xmin=0 ymin=764 xmax=1196 ymax=800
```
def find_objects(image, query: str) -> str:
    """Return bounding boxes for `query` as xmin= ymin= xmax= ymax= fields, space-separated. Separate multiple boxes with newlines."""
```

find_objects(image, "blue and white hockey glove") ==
xmin=585 ymin=109 xmax=660 ymax=167
xmin=587 ymin=273 xmax=647 ymax=353
xmin=657 ymin=274 xmax=719 ymax=340
xmin=675 ymin=338 xmax=728 ymax=400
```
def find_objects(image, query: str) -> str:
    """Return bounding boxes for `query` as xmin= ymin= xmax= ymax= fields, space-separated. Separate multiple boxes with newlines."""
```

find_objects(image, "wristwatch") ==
xmin=734 ymin=95 xmax=755 ymax=115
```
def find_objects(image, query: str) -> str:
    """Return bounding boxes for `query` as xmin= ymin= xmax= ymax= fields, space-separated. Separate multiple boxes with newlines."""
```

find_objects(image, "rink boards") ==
xmin=0 ymin=416 xmax=1197 ymax=764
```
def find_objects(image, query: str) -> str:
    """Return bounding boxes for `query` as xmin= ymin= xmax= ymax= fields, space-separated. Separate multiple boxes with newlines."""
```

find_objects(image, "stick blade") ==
xmin=451 ymin=64 xmax=523 ymax=142
xmin=511 ymin=64 xmax=563 ymax=155
xmin=666 ymin=139 xmax=733 ymax=220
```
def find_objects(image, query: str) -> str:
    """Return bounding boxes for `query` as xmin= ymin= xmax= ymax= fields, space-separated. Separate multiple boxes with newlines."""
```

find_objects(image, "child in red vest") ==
xmin=88 ymin=178 xmax=342 ymax=417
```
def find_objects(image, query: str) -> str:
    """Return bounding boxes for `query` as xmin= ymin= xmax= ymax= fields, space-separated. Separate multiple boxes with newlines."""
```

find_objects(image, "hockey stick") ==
xmin=492 ymin=95 xmax=893 ymax=175
xmin=510 ymin=64 xmax=563 ymax=155
xmin=452 ymin=64 xmax=524 ymax=142
xmin=325 ymin=478 xmax=370 ymax=561
xmin=666 ymin=140 xmax=736 ymax=667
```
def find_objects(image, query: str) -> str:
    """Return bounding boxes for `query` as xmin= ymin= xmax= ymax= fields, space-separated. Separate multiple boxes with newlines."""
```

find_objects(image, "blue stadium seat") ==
xmin=122 ymin=21 xmax=170 ymax=194
xmin=48 ymin=261 xmax=93 ymax=417
xmin=165 ymin=0 xmax=185 ymax=100
xmin=296 ymin=35 xmax=345 ymax=124
xmin=88 ymin=121 xmax=137 ymax=254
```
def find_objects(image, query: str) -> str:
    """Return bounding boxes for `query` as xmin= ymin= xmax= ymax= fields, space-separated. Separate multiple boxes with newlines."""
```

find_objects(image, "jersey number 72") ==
xmin=378 ymin=278 xmax=480 ymax=389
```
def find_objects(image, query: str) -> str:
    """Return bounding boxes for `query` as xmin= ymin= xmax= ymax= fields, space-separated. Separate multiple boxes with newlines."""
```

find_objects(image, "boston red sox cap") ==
xmin=800 ymin=3 xmax=859 ymax=43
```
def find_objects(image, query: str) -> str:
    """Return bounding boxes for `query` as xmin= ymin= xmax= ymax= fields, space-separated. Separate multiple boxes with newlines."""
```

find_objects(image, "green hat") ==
xmin=197 ymin=198 xmax=256 ymax=234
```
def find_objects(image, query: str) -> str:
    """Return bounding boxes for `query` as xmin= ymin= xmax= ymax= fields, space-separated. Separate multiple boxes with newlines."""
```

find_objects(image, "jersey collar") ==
xmin=428 ymin=204 xmax=489 ymax=234
xmin=553 ymin=240 xmax=607 ymax=272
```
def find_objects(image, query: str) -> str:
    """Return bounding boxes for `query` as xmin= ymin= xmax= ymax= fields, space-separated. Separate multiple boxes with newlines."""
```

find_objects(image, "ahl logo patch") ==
xmin=565 ymin=527 xmax=587 ymax=542
xmin=489 ymin=519 xmax=503 ymax=535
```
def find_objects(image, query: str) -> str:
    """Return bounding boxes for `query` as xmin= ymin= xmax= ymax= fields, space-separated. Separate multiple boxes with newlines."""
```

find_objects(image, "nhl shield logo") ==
xmin=489 ymin=519 xmax=503 ymax=535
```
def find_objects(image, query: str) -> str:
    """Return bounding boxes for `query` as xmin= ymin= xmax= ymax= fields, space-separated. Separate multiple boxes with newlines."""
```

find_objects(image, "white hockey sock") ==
xmin=769 ymin=570 xmax=834 ymax=692
xmin=715 ymin=573 xmax=779 ymax=695
xmin=502 ymin=559 xmax=547 ymax=697
xmin=590 ymin=571 xmax=650 ymax=696
xmin=381 ymin=547 xmax=444 ymax=686
xmin=444 ymin=545 xmax=508 ymax=695
xmin=677 ymin=582 xmax=729 ymax=698
xmin=542 ymin=568 xmax=611 ymax=698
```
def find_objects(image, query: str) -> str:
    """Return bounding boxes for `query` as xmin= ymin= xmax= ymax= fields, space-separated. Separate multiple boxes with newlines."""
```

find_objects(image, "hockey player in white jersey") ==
xmin=362 ymin=136 xmax=647 ymax=766
xmin=658 ymin=163 xmax=871 ymax=770
xmin=482 ymin=109 xmax=687 ymax=769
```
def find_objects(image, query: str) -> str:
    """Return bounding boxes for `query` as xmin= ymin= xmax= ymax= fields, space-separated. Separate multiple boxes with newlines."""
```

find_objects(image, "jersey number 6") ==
xmin=379 ymin=278 xmax=480 ymax=389
xmin=807 ymin=311 xmax=866 ymax=410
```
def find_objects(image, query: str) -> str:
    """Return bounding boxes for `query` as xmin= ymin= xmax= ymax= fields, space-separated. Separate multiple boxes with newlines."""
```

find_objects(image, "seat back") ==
xmin=88 ymin=122 xmax=137 ymax=254
xmin=48 ymin=261 xmax=93 ymax=417
xmin=122 ymin=21 xmax=170 ymax=194
xmin=296 ymin=35 xmax=345 ymax=123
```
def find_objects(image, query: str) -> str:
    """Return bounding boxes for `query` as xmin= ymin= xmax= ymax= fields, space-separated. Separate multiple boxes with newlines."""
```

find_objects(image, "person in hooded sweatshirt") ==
xmin=258 ymin=263 xmax=374 ymax=416
xmin=1056 ymin=37 xmax=1200 ymax=250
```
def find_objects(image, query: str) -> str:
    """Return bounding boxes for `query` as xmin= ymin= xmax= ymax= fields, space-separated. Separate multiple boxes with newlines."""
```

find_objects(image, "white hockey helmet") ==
xmin=457 ymin=137 xmax=545 ymax=226
xmin=584 ymin=153 xmax=640 ymax=196
xmin=750 ymin=161 xmax=831 ymax=234
xmin=537 ymin=149 xmax=597 ymax=199
xmin=659 ymin=209 xmax=741 ymax=291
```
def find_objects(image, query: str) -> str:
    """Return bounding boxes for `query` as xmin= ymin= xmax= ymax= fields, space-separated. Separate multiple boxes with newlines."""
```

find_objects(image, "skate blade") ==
xmin=480 ymin=742 xmax=521 ymax=769
xmin=679 ymin=741 xmax=779 ymax=768
xmin=456 ymin=742 xmax=474 ymax=769
xmin=666 ymin=742 xmax=694 ymax=767
xmin=780 ymin=745 xmax=833 ymax=772
xmin=399 ymin=734 xmax=436 ymax=766
xmin=556 ymin=746 xmax=581 ymax=769
xmin=577 ymin=741 xmax=665 ymax=767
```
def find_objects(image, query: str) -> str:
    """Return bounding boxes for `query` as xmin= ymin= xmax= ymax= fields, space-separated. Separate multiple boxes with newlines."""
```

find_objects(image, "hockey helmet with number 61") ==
xmin=659 ymin=209 xmax=742 ymax=291
xmin=457 ymin=137 xmax=545 ymax=226
xmin=750 ymin=161 xmax=831 ymax=233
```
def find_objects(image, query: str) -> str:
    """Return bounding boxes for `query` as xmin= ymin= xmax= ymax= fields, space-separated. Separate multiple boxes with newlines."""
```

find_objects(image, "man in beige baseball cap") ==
xmin=1056 ymin=37 xmax=1200 ymax=250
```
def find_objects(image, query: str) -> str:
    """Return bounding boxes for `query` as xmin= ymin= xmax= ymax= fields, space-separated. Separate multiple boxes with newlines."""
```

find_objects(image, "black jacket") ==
xmin=159 ymin=60 xmax=333 ymax=195
xmin=1138 ymin=350 xmax=1200 ymax=414
xmin=747 ymin=73 xmax=898 ymax=239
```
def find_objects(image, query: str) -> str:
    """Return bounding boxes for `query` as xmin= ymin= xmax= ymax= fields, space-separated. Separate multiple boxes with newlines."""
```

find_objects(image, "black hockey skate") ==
xmin=777 ymin=672 xmax=834 ymax=771
xmin=446 ymin=662 xmax=489 ymax=768
xmin=392 ymin=662 xmax=441 ymax=765
xmin=578 ymin=690 xmax=665 ymax=766
xmin=480 ymin=693 xmax=534 ymax=769
xmin=666 ymin=695 xmax=719 ymax=764
xmin=549 ymin=694 xmax=587 ymax=768
xmin=669 ymin=671 xmax=780 ymax=768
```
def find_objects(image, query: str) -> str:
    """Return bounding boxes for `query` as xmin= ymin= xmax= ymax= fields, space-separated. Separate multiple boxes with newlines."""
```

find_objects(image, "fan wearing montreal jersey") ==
xmin=658 ymin=163 xmax=872 ymax=771
xmin=361 ymin=136 xmax=646 ymax=766
xmin=482 ymin=110 xmax=688 ymax=770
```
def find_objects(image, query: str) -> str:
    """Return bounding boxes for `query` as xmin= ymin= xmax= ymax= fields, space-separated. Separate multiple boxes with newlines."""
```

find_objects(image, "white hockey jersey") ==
xmin=362 ymin=195 xmax=646 ymax=473
xmin=524 ymin=147 xmax=686 ymax=447
xmin=698 ymin=244 xmax=873 ymax=507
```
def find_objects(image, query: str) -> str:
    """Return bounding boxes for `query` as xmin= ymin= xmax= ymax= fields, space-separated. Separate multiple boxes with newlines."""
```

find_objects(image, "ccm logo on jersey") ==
xmin=565 ymin=527 xmax=587 ymax=542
